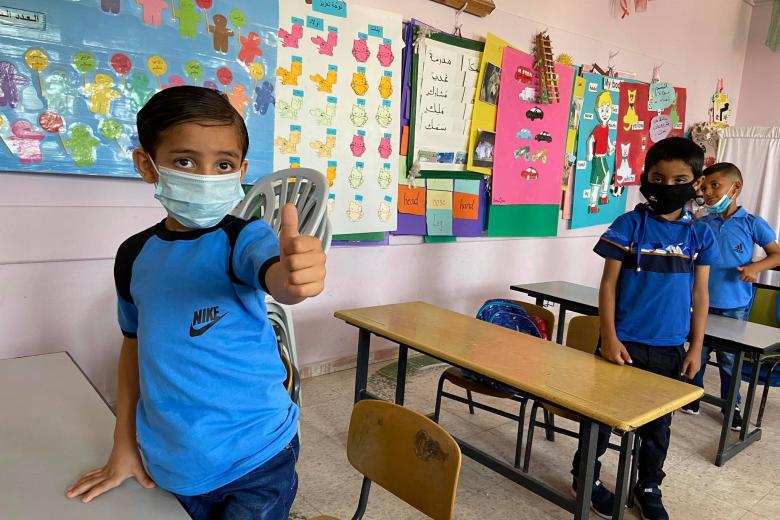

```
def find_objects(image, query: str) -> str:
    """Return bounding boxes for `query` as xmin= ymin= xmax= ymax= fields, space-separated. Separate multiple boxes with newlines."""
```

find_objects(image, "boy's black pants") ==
xmin=571 ymin=342 xmax=686 ymax=488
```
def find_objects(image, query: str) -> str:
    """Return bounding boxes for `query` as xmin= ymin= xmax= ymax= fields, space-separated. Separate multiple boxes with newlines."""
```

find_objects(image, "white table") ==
xmin=0 ymin=352 xmax=189 ymax=519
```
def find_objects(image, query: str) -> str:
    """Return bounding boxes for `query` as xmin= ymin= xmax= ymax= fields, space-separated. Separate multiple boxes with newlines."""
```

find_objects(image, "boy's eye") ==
xmin=174 ymin=159 xmax=195 ymax=169
xmin=217 ymin=161 xmax=234 ymax=172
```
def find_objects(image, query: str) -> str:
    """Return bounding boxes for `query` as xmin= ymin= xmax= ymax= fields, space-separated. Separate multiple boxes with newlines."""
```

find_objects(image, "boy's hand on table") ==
xmin=66 ymin=440 xmax=155 ymax=503
xmin=681 ymin=350 xmax=702 ymax=380
xmin=601 ymin=335 xmax=632 ymax=366
xmin=737 ymin=264 xmax=759 ymax=283
xmin=279 ymin=203 xmax=326 ymax=299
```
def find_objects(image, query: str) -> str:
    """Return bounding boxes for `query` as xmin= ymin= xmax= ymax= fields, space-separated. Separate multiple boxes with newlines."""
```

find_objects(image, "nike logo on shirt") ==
xmin=189 ymin=306 xmax=226 ymax=337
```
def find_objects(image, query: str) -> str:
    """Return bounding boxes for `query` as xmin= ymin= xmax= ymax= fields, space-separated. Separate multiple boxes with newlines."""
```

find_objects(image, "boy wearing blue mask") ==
xmin=571 ymin=137 xmax=720 ymax=520
xmin=66 ymin=86 xmax=327 ymax=520
xmin=682 ymin=162 xmax=780 ymax=429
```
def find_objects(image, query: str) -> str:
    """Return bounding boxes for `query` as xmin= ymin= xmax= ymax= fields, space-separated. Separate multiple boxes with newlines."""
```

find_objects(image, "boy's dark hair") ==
xmin=136 ymin=86 xmax=249 ymax=159
xmin=704 ymin=162 xmax=743 ymax=183
xmin=643 ymin=136 xmax=705 ymax=178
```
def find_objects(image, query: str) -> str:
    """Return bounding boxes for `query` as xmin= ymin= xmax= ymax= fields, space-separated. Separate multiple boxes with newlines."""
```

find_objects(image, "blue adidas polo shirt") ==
xmin=114 ymin=216 xmax=298 ymax=496
xmin=594 ymin=205 xmax=721 ymax=346
xmin=700 ymin=207 xmax=777 ymax=309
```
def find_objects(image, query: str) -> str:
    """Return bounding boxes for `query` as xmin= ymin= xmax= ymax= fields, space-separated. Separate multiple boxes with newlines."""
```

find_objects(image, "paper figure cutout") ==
xmin=326 ymin=161 xmax=337 ymax=187
xmin=649 ymin=114 xmax=672 ymax=143
xmin=101 ymin=0 xmax=121 ymax=14
xmin=254 ymin=82 xmax=275 ymax=115
xmin=99 ymin=118 xmax=126 ymax=156
xmin=38 ymin=111 xmax=67 ymax=152
xmin=227 ymin=83 xmax=250 ymax=116
xmin=208 ymin=14 xmax=234 ymax=53
xmin=377 ymin=41 xmax=394 ymax=66
xmin=175 ymin=0 xmax=203 ymax=39
xmin=378 ymin=74 xmax=392 ymax=99
xmin=238 ymin=32 xmax=263 ymax=66
xmin=85 ymin=73 xmax=120 ymax=115
xmin=351 ymin=69 xmax=368 ymax=95
xmin=0 ymin=62 xmax=29 ymax=108
xmin=350 ymin=132 xmax=366 ymax=157
xmin=139 ymin=0 xmax=169 ymax=27
xmin=230 ymin=9 xmax=246 ymax=39
xmin=274 ymin=126 xmax=301 ymax=154
xmin=65 ymin=125 xmax=100 ymax=167
xmin=378 ymin=134 xmax=392 ymax=158
xmin=622 ymin=88 xmax=638 ymax=130
xmin=350 ymin=102 xmax=367 ymax=126
xmin=195 ymin=0 xmax=212 ymax=32
xmin=514 ymin=145 xmax=531 ymax=160
xmin=184 ymin=60 xmax=203 ymax=81
xmin=277 ymin=57 xmax=302 ymax=85
xmin=378 ymin=164 xmax=392 ymax=189
xmin=127 ymin=73 xmax=155 ymax=111
xmin=375 ymin=103 xmax=392 ymax=127
xmin=348 ymin=163 xmax=364 ymax=188
xmin=23 ymin=48 xmax=48 ymax=98
xmin=310 ymin=131 xmax=336 ymax=158
xmin=310 ymin=67 xmax=337 ymax=92
xmin=311 ymin=30 xmax=338 ymax=56
xmin=378 ymin=196 xmax=392 ymax=222
xmin=147 ymin=55 xmax=168 ymax=88
xmin=279 ymin=22 xmax=304 ymax=48
xmin=586 ymin=91 xmax=615 ymax=214
xmin=278 ymin=91 xmax=303 ymax=119
xmin=72 ymin=51 xmax=96 ymax=87
xmin=310 ymin=98 xmax=337 ymax=125
xmin=352 ymin=37 xmax=370 ymax=62
xmin=7 ymin=120 xmax=44 ymax=165
xmin=163 ymin=75 xmax=186 ymax=89
xmin=346 ymin=196 xmax=364 ymax=221
xmin=531 ymin=148 xmax=548 ymax=164
xmin=614 ymin=142 xmax=633 ymax=187
xmin=110 ymin=53 xmax=132 ymax=86
xmin=43 ymin=70 xmax=76 ymax=113
xmin=521 ymin=166 xmax=538 ymax=180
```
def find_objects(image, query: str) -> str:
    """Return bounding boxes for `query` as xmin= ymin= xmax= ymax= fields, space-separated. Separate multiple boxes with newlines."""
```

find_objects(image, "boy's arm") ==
xmin=265 ymin=204 xmax=326 ymax=305
xmin=66 ymin=337 xmax=155 ymax=502
xmin=738 ymin=242 xmax=780 ymax=282
xmin=599 ymin=258 xmax=633 ymax=365
xmin=683 ymin=265 xmax=710 ymax=379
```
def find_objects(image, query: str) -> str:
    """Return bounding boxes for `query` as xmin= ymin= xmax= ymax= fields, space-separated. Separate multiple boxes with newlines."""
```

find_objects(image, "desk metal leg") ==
xmin=556 ymin=307 xmax=567 ymax=344
xmin=354 ymin=329 xmax=371 ymax=403
xmin=612 ymin=431 xmax=634 ymax=520
xmin=716 ymin=350 xmax=744 ymax=466
xmin=739 ymin=352 xmax=761 ymax=441
xmin=575 ymin=420 xmax=598 ymax=520
xmin=395 ymin=345 xmax=408 ymax=406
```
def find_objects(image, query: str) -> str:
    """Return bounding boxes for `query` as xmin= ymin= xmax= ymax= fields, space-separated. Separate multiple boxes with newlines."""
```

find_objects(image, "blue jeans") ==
xmin=691 ymin=306 xmax=751 ymax=406
xmin=174 ymin=436 xmax=299 ymax=520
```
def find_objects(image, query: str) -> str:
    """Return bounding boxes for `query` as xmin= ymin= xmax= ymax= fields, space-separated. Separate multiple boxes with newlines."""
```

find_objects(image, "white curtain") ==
xmin=718 ymin=127 xmax=780 ymax=235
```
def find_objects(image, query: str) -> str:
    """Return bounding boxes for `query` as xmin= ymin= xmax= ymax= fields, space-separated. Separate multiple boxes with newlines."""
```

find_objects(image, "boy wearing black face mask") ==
xmin=570 ymin=137 xmax=720 ymax=520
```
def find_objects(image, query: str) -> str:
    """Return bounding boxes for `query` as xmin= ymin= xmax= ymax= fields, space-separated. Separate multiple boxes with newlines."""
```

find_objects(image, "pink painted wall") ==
xmin=737 ymin=1 xmax=780 ymax=126
xmin=0 ymin=0 xmax=753 ymax=402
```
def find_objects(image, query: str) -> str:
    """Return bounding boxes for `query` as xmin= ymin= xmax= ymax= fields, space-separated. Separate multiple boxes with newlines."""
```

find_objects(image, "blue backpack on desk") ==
xmin=462 ymin=299 xmax=543 ymax=391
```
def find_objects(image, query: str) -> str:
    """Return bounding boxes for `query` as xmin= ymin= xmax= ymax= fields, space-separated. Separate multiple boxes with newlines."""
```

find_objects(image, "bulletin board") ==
xmin=0 ymin=0 xmax=277 ymax=182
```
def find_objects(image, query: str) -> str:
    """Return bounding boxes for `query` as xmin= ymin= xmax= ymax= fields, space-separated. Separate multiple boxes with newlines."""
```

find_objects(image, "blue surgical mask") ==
xmin=152 ymin=162 xmax=245 ymax=229
xmin=705 ymin=184 xmax=735 ymax=215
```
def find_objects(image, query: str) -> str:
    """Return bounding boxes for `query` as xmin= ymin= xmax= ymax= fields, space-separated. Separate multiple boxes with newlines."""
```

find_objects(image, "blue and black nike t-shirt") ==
xmin=594 ymin=206 xmax=721 ymax=346
xmin=114 ymin=215 xmax=298 ymax=496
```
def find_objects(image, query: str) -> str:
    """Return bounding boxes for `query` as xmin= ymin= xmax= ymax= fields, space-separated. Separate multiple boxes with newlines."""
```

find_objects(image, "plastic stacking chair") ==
xmin=233 ymin=167 xmax=332 ymax=252
xmin=266 ymin=299 xmax=300 ymax=406
xmin=433 ymin=300 xmax=555 ymax=469
xmin=311 ymin=400 xmax=462 ymax=520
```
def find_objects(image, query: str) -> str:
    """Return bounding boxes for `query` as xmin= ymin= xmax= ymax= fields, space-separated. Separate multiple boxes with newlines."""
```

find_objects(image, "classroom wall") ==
xmin=737 ymin=1 xmax=780 ymax=126
xmin=0 ymin=0 xmax=753 ymax=402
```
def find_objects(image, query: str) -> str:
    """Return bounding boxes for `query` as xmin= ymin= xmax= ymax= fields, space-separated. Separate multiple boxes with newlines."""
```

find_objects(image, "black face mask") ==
xmin=640 ymin=176 xmax=696 ymax=215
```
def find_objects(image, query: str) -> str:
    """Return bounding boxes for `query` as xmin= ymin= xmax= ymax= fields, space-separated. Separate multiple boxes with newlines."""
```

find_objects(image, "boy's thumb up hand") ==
xmin=278 ymin=203 xmax=326 ymax=300
xmin=280 ymin=203 xmax=300 ymax=251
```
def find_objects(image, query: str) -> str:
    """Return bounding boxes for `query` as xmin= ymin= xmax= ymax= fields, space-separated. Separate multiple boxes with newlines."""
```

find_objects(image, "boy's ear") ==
xmin=133 ymin=148 xmax=158 ymax=184
xmin=733 ymin=180 xmax=742 ymax=195
xmin=693 ymin=176 xmax=704 ymax=191
xmin=240 ymin=160 xmax=248 ymax=183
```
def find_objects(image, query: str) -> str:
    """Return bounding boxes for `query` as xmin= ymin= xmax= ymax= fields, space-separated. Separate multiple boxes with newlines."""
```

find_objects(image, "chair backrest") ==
xmin=233 ymin=168 xmax=331 ymax=251
xmin=565 ymin=316 xmax=601 ymax=354
xmin=266 ymin=299 xmax=301 ymax=405
xmin=512 ymin=300 xmax=556 ymax=341
xmin=749 ymin=287 xmax=779 ymax=328
xmin=347 ymin=400 xmax=461 ymax=520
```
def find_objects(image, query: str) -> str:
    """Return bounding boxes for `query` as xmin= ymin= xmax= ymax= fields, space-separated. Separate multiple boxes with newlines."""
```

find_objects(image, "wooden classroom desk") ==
xmin=510 ymin=280 xmax=780 ymax=466
xmin=0 ymin=352 xmax=189 ymax=519
xmin=334 ymin=302 xmax=702 ymax=520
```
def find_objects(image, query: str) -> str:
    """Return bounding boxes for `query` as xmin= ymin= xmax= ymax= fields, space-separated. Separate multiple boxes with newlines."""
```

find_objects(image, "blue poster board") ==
xmin=0 ymin=0 xmax=277 ymax=183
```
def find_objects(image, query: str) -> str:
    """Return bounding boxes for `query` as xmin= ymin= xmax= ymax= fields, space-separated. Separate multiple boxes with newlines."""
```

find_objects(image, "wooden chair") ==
xmin=433 ymin=300 xmax=555 ymax=468
xmin=312 ymin=400 xmax=462 ymax=520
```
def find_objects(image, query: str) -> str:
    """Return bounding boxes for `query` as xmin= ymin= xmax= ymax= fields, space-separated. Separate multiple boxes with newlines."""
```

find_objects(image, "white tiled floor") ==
xmin=290 ymin=355 xmax=780 ymax=519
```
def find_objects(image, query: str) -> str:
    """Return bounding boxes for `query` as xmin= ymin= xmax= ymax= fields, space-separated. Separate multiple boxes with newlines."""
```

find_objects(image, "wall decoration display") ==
xmin=396 ymin=177 xmax=485 ymax=237
xmin=465 ymin=32 xmax=510 ymax=176
xmin=570 ymin=73 xmax=630 ymax=229
xmin=407 ymin=28 xmax=482 ymax=175
xmin=274 ymin=0 xmax=402 ymax=234
xmin=615 ymin=81 xmax=686 ymax=186
xmin=0 ymin=0 xmax=277 ymax=181
xmin=561 ymin=72 xmax=585 ymax=220
xmin=491 ymin=46 xmax=574 ymax=205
